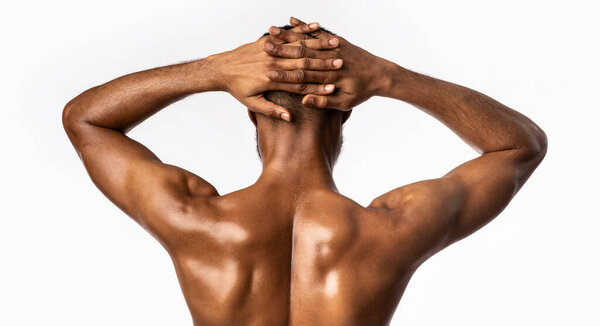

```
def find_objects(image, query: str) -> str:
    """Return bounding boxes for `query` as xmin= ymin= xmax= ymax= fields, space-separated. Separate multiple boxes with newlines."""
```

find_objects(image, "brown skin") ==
xmin=63 ymin=17 xmax=547 ymax=326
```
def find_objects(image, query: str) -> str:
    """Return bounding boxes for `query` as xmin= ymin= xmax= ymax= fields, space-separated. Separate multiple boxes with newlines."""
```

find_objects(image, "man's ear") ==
xmin=247 ymin=109 xmax=257 ymax=127
xmin=342 ymin=109 xmax=352 ymax=124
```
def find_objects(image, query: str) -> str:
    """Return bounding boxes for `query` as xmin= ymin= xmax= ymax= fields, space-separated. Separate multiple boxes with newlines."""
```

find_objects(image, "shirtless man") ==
xmin=63 ymin=17 xmax=547 ymax=326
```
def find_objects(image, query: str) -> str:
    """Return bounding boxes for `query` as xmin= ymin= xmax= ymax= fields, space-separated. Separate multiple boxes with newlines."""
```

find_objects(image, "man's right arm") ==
xmin=368 ymin=65 xmax=547 ymax=261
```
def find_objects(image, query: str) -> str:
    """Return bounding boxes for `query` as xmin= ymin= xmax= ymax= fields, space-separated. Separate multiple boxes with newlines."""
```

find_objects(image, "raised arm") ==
xmin=266 ymin=18 xmax=547 ymax=264
xmin=62 ymin=59 xmax=219 ymax=237
xmin=62 ymin=24 xmax=341 ymax=239
xmin=369 ymin=66 xmax=547 ymax=253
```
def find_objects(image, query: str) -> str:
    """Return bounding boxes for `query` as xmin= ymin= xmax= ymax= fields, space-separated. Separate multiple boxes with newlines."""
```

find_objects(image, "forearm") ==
xmin=379 ymin=63 xmax=547 ymax=156
xmin=63 ymin=57 xmax=220 ymax=134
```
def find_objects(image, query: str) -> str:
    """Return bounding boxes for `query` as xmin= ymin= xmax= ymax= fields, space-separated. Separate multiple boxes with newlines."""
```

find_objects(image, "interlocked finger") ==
xmin=272 ymin=33 xmax=339 ymax=50
xmin=264 ymin=42 xmax=339 ymax=59
xmin=266 ymin=33 xmax=339 ymax=50
xmin=267 ymin=69 xmax=338 ymax=84
xmin=274 ymin=82 xmax=336 ymax=95
xmin=302 ymin=94 xmax=348 ymax=110
xmin=265 ymin=22 xmax=320 ymax=45
xmin=289 ymin=16 xmax=334 ymax=40
xmin=290 ymin=16 xmax=308 ymax=27
xmin=269 ymin=26 xmax=310 ymax=43
xmin=273 ymin=57 xmax=343 ymax=71
xmin=290 ymin=21 xmax=321 ymax=34
xmin=302 ymin=37 xmax=339 ymax=49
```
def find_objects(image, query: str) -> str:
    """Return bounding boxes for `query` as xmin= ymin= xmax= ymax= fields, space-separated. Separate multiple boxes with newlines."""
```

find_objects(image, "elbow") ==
xmin=62 ymin=100 xmax=87 ymax=139
xmin=62 ymin=101 xmax=77 ymax=134
xmin=519 ymin=124 xmax=548 ymax=164
xmin=535 ymin=128 xmax=548 ymax=159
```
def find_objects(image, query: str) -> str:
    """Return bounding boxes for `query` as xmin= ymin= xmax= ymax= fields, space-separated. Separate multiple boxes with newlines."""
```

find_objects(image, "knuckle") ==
xmin=318 ymin=97 xmax=327 ymax=107
xmin=271 ymin=44 xmax=281 ymax=55
xmin=299 ymin=38 xmax=307 ymax=51
xmin=280 ymin=71 xmax=292 ymax=82
xmin=295 ymin=70 xmax=305 ymax=82
xmin=302 ymin=57 xmax=310 ymax=69
xmin=285 ymin=71 xmax=296 ymax=82
xmin=298 ymin=44 xmax=307 ymax=58
xmin=297 ymin=83 xmax=310 ymax=93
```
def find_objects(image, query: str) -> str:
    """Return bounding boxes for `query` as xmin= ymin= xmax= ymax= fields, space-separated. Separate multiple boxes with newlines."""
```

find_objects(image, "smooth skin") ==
xmin=63 ymin=17 xmax=547 ymax=326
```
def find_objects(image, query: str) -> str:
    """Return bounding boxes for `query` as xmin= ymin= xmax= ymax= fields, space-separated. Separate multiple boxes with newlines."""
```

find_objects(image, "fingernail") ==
xmin=333 ymin=59 xmax=343 ymax=67
xmin=264 ymin=42 xmax=274 ymax=51
xmin=306 ymin=97 xmax=315 ymax=105
xmin=281 ymin=112 xmax=291 ymax=121
xmin=309 ymin=23 xmax=318 ymax=29
xmin=328 ymin=38 xmax=339 ymax=46
xmin=270 ymin=26 xmax=280 ymax=35
xmin=325 ymin=84 xmax=334 ymax=92
xmin=267 ymin=70 xmax=279 ymax=78
xmin=291 ymin=17 xmax=299 ymax=23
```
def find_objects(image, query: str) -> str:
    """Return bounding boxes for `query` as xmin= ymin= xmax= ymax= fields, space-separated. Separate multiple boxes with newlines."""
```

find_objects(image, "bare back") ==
xmin=162 ymin=185 xmax=421 ymax=326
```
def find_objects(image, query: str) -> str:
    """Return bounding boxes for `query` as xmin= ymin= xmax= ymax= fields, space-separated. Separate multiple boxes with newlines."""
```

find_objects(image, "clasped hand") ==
xmin=211 ymin=17 xmax=388 ymax=121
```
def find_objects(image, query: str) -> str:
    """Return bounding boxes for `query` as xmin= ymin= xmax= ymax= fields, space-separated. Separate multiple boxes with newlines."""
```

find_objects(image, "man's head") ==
xmin=250 ymin=25 xmax=351 ymax=163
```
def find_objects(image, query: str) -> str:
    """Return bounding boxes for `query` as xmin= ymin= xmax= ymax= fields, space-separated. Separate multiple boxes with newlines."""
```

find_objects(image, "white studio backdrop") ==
xmin=1 ymin=0 xmax=598 ymax=325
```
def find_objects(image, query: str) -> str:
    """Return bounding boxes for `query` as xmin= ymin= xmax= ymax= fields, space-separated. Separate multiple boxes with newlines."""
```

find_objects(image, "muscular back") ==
xmin=162 ymin=184 xmax=421 ymax=326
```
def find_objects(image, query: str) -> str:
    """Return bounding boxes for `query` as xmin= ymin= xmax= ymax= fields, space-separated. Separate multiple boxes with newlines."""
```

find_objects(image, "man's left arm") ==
xmin=62 ymin=59 xmax=221 ymax=235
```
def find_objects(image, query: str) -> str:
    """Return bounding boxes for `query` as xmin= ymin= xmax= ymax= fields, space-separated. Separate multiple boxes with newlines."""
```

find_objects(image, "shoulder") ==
xmin=140 ymin=188 xmax=221 ymax=246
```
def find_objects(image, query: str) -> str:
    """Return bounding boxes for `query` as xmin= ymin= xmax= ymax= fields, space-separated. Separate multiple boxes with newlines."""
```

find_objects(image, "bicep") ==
xmin=68 ymin=123 xmax=217 ymax=230
xmin=368 ymin=176 xmax=464 ymax=262
xmin=443 ymin=149 xmax=542 ymax=242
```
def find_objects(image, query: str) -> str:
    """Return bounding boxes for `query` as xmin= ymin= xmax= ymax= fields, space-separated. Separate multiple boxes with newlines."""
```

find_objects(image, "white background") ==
xmin=1 ymin=0 xmax=598 ymax=325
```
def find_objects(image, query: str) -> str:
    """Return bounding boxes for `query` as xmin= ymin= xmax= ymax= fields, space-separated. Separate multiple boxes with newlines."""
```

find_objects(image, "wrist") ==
xmin=370 ymin=57 xmax=395 ymax=97
xmin=188 ymin=54 xmax=226 ymax=92
xmin=375 ymin=60 xmax=414 ymax=101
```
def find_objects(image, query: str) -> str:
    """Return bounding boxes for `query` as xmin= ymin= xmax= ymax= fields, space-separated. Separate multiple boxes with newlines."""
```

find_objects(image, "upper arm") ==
xmin=65 ymin=121 xmax=218 ymax=236
xmin=369 ymin=148 xmax=545 ymax=261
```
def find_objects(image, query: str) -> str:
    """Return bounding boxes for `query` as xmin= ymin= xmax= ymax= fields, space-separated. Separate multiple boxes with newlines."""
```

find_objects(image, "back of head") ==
xmin=263 ymin=90 xmax=343 ymax=125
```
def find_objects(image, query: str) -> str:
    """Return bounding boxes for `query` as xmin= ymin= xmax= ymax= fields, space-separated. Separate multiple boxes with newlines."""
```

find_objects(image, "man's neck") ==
xmin=255 ymin=124 xmax=340 ymax=193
